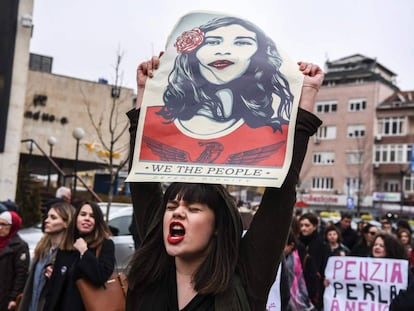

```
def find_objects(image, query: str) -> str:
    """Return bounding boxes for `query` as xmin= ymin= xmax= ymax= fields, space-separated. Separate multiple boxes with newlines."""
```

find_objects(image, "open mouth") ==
xmin=208 ymin=60 xmax=234 ymax=70
xmin=168 ymin=222 xmax=185 ymax=244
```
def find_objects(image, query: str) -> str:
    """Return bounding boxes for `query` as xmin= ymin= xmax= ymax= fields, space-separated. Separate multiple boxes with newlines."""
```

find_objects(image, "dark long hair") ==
xmin=127 ymin=183 xmax=243 ymax=295
xmin=159 ymin=16 xmax=293 ymax=132
xmin=371 ymin=232 xmax=407 ymax=260
xmin=60 ymin=201 xmax=111 ymax=250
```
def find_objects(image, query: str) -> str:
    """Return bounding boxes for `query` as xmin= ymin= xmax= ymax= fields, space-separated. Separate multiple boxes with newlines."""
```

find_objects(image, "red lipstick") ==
xmin=208 ymin=60 xmax=234 ymax=70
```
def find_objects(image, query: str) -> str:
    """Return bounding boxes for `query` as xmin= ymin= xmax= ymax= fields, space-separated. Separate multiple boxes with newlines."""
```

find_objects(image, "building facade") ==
xmin=0 ymin=0 xmax=34 ymax=200
xmin=19 ymin=53 xmax=135 ymax=191
xmin=300 ymin=54 xmax=414 ymax=216
xmin=373 ymin=91 xmax=414 ymax=216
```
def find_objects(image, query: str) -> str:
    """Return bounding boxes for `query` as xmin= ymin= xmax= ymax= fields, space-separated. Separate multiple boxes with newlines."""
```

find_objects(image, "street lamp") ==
xmin=46 ymin=136 xmax=57 ymax=191
xmin=25 ymin=140 xmax=36 ymax=174
xmin=72 ymin=127 xmax=85 ymax=200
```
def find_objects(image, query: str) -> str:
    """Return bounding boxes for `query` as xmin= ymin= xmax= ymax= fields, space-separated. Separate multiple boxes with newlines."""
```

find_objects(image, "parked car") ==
xmin=107 ymin=206 xmax=135 ymax=271
xmin=18 ymin=203 xmax=135 ymax=272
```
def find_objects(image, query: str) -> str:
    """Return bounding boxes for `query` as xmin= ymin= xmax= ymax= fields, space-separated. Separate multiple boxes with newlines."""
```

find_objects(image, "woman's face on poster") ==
xmin=195 ymin=24 xmax=258 ymax=85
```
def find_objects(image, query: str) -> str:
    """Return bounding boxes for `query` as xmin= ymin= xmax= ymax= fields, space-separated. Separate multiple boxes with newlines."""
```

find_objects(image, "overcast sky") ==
xmin=30 ymin=0 xmax=414 ymax=92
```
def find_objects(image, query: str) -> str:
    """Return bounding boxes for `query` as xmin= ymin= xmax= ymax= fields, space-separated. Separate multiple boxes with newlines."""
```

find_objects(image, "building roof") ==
xmin=326 ymin=54 xmax=396 ymax=76
xmin=377 ymin=90 xmax=414 ymax=110
xmin=323 ymin=54 xmax=398 ymax=90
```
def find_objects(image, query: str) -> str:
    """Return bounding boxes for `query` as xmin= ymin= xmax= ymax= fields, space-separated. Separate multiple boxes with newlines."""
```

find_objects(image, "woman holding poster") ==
xmin=125 ymin=47 xmax=323 ymax=310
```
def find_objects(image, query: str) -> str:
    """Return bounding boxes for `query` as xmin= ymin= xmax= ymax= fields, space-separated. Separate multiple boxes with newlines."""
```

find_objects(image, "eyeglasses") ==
xmin=368 ymin=231 xmax=377 ymax=235
xmin=0 ymin=223 xmax=11 ymax=227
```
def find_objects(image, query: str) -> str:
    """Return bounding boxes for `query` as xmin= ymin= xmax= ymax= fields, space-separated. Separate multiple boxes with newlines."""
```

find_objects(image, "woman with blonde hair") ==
xmin=18 ymin=201 xmax=75 ymax=311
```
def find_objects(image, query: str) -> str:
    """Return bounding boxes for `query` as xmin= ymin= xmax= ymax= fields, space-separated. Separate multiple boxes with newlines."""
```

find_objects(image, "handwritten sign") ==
xmin=324 ymin=256 xmax=408 ymax=311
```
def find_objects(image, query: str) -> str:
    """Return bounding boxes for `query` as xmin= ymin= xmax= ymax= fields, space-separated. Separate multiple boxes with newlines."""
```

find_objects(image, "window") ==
xmin=315 ymin=126 xmax=337 ymax=140
xmin=346 ymin=177 xmax=362 ymax=195
xmin=313 ymin=152 xmax=335 ymax=165
xmin=346 ymin=151 xmax=364 ymax=164
xmin=312 ymin=177 xmax=334 ymax=191
xmin=377 ymin=117 xmax=405 ymax=136
xmin=384 ymin=180 xmax=400 ymax=192
xmin=373 ymin=144 xmax=412 ymax=163
xmin=316 ymin=101 xmax=338 ymax=114
xmin=29 ymin=54 xmax=53 ymax=73
xmin=108 ymin=215 xmax=132 ymax=236
xmin=348 ymin=98 xmax=367 ymax=112
xmin=404 ymin=174 xmax=414 ymax=193
xmin=347 ymin=125 xmax=366 ymax=138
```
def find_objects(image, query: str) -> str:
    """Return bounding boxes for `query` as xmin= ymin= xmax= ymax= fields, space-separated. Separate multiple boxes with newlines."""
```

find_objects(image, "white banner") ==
xmin=324 ymin=256 xmax=408 ymax=311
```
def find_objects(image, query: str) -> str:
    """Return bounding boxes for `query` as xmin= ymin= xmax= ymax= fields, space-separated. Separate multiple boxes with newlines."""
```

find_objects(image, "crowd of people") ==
xmin=1 ymin=21 xmax=412 ymax=309
xmin=274 ymin=210 xmax=414 ymax=311
xmin=3 ymin=189 xmax=414 ymax=310
xmin=0 ymin=188 xmax=116 ymax=311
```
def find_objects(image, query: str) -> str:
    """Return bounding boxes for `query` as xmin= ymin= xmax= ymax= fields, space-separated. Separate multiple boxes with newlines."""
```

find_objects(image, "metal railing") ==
xmin=21 ymin=138 xmax=102 ymax=202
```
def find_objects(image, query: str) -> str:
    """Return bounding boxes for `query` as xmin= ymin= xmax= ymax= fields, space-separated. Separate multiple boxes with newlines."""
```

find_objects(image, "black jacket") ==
xmin=43 ymin=239 xmax=115 ymax=311
xmin=126 ymin=108 xmax=322 ymax=311
xmin=0 ymin=235 xmax=29 ymax=311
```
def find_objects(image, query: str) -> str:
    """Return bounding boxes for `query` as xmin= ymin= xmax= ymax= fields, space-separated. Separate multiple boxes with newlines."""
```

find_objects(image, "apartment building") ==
xmin=373 ymin=91 xmax=414 ymax=216
xmin=299 ymin=54 xmax=413 ymax=216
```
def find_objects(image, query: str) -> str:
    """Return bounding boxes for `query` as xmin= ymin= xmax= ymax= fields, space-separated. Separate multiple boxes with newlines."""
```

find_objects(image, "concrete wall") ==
xmin=21 ymin=71 xmax=134 ymax=167
xmin=0 ymin=0 xmax=33 ymax=200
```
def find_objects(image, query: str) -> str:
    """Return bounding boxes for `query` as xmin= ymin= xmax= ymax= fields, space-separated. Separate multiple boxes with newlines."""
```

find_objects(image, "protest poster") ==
xmin=323 ymin=256 xmax=408 ymax=311
xmin=266 ymin=263 xmax=282 ymax=311
xmin=126 ymin=11 xmax=304 ymax=187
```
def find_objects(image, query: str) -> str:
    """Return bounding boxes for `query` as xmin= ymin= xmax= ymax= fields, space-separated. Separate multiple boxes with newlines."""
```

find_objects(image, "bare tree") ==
xmin=349 ymin=134 xmax=372 ymax=217
xmin=81 ymin=50 xmax=130 ymax=222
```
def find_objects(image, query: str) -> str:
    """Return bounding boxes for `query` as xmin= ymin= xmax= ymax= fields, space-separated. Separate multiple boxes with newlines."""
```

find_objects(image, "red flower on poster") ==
xmin=174 ymin=28 xmax=204 ymax=53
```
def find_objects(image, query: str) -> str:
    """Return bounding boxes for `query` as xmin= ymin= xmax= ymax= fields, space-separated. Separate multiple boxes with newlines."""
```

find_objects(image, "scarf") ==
xmin=0 ymin=211 xmax=22 ymax=251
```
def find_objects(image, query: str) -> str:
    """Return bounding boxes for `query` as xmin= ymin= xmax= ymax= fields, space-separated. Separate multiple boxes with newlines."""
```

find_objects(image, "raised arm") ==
xmin=127 ymin=55 xmax=163 ymax=242
xmin=239 ymin=62 xmax=324 ymax=310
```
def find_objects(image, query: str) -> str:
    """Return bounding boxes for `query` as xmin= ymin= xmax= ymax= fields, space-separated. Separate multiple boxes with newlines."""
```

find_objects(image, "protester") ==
xmin=43 ymin=201 xmax=115 ymax=311
xmin=334 ymin=213 xmax=359 ymax=250
xmin=0 ymin=211 xmax=30 ymax=311
xmin=279 ymin=230 xmax=317 ymax=311
xmin=41 ymin=186 xmax=72 ymax=232
xmin=380 ymin=216 xmax=396 ymax=235
xmin=18 ymin=202 xmax=75 ymax=311
xmin=379 ymin=231 xmax=414 ymax=311
xmin=125 ymin=50 xmax=323 ymax=309
xmin=356 ymin=220 xmax=367 ymax=236
xmin=350 ymin=223 xmax=379 ymax=257
xmin=298 ymin=212 xmax=325 ymax=309
xmin=371 ymin=232 xmax=408 ymax=260
xmin=397 ymin=228 xmax=414 ymax=267
xmin=323 ymin=225 xmax=350 ymax=257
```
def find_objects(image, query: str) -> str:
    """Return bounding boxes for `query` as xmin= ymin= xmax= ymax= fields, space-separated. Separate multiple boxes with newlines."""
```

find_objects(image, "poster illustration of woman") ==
xmin=128 ymin=11 xmax=304 ymax=187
